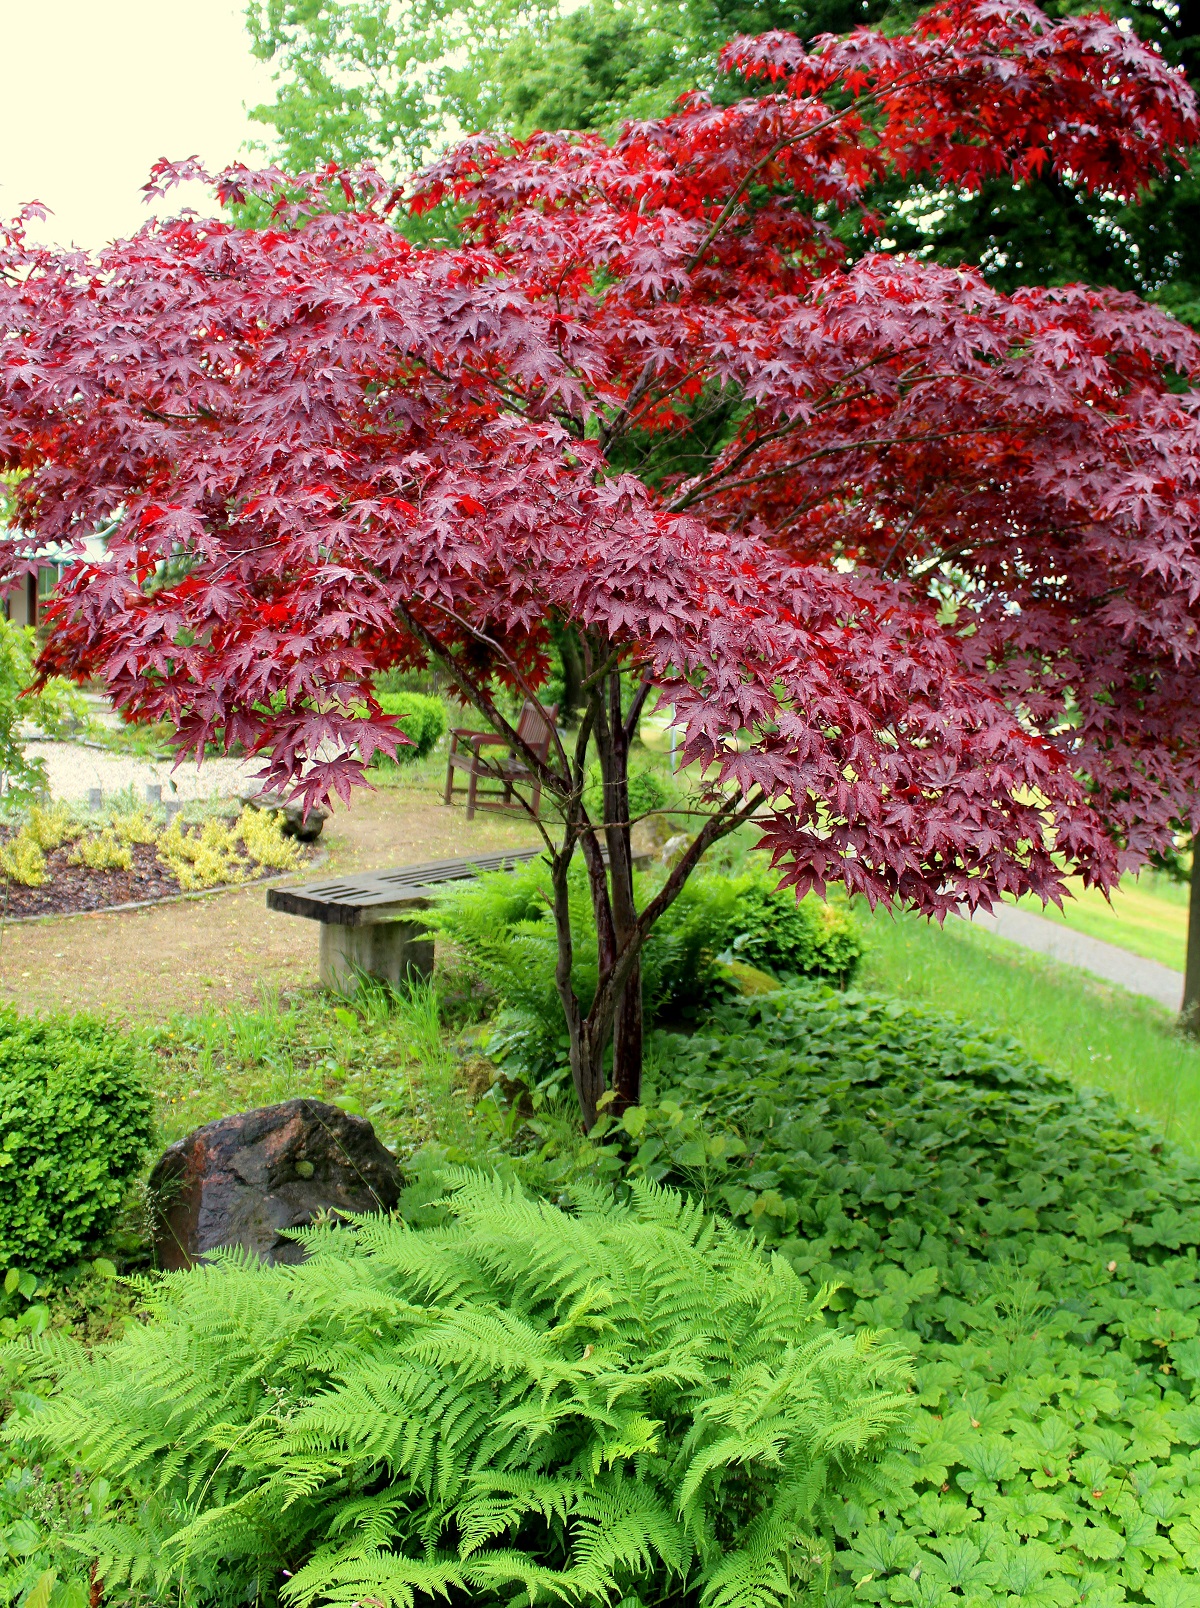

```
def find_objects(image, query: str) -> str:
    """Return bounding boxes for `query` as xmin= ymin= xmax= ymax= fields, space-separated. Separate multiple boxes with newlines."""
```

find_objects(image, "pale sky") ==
xmin=0 ymin=1 xmax=277 ymax=251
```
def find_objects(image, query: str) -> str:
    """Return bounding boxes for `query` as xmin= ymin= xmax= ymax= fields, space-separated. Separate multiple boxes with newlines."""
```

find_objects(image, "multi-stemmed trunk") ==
xmin=405 ymin=609 xmax=763 ymax=1130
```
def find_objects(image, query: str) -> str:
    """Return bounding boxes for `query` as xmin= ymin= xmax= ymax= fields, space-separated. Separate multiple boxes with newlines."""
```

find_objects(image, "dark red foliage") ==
xmin=1 ymin=0 xmax=1198 ymax=957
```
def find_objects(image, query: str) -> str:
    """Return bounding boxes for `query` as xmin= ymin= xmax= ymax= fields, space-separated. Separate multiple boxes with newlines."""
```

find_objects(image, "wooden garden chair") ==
xmin=443 ymin=699 xmax=559 ymax=820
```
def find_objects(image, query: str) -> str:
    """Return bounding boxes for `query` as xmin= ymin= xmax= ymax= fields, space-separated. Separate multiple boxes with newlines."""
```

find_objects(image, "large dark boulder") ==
xmin=149 ymin=1099 xmax=402 ymax=1269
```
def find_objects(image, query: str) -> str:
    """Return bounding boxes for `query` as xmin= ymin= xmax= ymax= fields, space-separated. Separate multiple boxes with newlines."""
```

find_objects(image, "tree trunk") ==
xmin=551 ymin=621 xmax=585 ymax=726
xmin=1184 ymin=833 xmax=1200 ymax=1037
xmin=600 ymin=668 xmax=643 ymax=1112
xmin=611 ymin=956 xmax=643 ymax=1114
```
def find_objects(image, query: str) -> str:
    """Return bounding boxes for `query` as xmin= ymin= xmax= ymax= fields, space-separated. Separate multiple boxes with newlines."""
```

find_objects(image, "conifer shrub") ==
xmin=8 ymin=1177 xmax=912 ymax=1608
xmin=67 ymin=829 xmax=134 ymax=872
xmin=108 ymin=809 xmax=159 ymax=846
xmin=0 ymin=1011 xmax=153 ymax=1269
xmin=25 ymin=802 xmax=77 ymax=851
xmin=0 ymin=829 xmax=46 ymax=886
xmin=237 ymin=806 xmax=305 ymax=871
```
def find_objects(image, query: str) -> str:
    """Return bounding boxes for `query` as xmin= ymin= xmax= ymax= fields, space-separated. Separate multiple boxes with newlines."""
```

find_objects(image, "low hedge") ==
xmin=374 ymin=691 xmax=447 ymax=762
xmin=0 ymin=1010 xmax=153 ymax=1271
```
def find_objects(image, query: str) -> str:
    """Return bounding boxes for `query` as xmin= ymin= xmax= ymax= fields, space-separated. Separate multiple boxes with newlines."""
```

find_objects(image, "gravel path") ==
xmin=25 ymin=739 xmax=265 ymax=806
xmin=971 ymin=903 xmax=1185 ymax=1012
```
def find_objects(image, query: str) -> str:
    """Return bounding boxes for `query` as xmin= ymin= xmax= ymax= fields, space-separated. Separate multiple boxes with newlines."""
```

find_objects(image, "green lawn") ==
xmin=1012 ymin=870 xmax=1189 ymax=972
xmin=858 ymin=903 xmax=1200 ymax=1153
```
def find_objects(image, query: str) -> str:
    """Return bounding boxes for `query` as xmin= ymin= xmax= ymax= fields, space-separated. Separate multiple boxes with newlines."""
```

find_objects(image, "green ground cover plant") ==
xmin=5 ymin=1177 xmax=911 ymax=1608
xmin=4 ymin=913 xmax=1198 ymax=1608
xmin=0 ymin=1013 xmax=153 ymax=1271
xmin=858 ymin=909 xmax=1200 ymax=1153
xmin=556 ymin=988 xmax=1200 ymax=1608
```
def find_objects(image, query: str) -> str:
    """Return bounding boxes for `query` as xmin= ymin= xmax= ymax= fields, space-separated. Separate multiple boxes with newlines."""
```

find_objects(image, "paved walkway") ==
xmin=971 ymin=903 xmax=1184 ymax=1012
xmin=25 ymin=739 xmax=262 ymax=806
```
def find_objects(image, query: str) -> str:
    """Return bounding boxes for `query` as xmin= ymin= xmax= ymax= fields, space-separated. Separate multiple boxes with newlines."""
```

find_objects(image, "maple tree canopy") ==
xmin=2 ymin=0 xmax=1200 ymax=1114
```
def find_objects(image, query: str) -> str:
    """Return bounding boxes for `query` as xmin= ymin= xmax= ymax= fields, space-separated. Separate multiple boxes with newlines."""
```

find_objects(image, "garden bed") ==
xmin=0 ymin=837 xmax=185 ymax=918
xmin=0 ymin=806 xmax=316 ymax=922
xmin=0 ymin=836 xmax=316 ymax=920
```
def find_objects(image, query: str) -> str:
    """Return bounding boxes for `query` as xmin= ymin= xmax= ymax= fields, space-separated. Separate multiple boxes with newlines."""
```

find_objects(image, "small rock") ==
xmin=661 ymin=832 xmax=690 ymax=867
xmin=241 ymin=790 xmax=330 ymax=842
xmin=149 ymin=1098 xmax=402 ymax=1269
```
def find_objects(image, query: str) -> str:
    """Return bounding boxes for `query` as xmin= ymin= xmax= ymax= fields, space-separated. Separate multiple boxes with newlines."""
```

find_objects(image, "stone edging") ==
xmin=0 ymin=849 xmax=329 ymax=928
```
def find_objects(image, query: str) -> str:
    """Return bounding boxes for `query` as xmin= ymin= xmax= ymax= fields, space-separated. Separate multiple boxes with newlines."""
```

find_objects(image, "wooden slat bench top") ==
xmin=267 ymin=847 xmax=545 ymax=927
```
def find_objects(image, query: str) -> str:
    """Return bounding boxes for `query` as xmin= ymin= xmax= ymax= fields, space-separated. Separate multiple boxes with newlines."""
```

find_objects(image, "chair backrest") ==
xmin=516 ymin=699 xmax=558 ymax=759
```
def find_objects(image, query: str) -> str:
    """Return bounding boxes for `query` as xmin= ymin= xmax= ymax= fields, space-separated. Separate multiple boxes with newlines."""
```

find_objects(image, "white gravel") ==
xmin=24 ymin=739 xmax=266 ymax=806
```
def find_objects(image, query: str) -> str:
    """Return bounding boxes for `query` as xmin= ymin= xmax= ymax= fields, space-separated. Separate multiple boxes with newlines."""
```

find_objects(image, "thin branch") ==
xmin=669 ymin=426 xmax=1009 ymax=512
xmin=392 ymin=598 xmax=566 ymax=795
xmin=623 ymin=672 xmax=655 ymax=743
xmin=419 ymin=595 xmax=572 ymax=781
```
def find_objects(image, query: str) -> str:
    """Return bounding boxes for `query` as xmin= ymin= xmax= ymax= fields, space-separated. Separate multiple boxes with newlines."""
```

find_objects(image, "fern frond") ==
xmin=17 ymin=1176 xmax=912 ymax=1608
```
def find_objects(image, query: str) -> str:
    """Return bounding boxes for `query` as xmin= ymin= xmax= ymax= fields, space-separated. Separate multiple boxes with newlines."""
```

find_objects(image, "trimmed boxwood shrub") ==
xmin=0 ymin=1010 xmax=153 ymax=1270
xmin=375 ymin=691 xmax=447 ymax=761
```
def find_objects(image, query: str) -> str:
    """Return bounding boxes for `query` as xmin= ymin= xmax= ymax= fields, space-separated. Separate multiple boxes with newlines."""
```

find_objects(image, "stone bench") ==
xmin=267 ymin=848 xmax=546 ymax=992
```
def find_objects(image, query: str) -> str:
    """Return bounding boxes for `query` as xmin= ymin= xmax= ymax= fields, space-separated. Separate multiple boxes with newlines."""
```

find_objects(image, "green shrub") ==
xmin=597 ymin=989 xmax=1200 ymax=1608
xmin=8 ymin=1176 xmax=912 ymax=1608
xmin=374 ymin=691 xmax=447 ymax=762
xmin=0 ymin=829 xmax=47 ymax=886
xmin=723 ymin=874 xmax=862 ymax=980
xmin=432 ymin=862 xmax=862 ymax=1092
xmin=653 ymin=869 xmax=863 ymax=1001
xmin=67 ymin=828 xmax=133 ymax=872
xmin=0 ymin=616 xmax=87 ymax=799
xmin=583 ymin=759 xmax=671 ymax=823
xmin=0 ymin=1012 xmax=153 ymax=1270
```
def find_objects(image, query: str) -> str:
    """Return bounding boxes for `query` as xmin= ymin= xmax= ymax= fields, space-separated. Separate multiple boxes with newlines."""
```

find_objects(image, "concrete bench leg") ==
xmin=319 ymin=919 xmax=435 ymax=994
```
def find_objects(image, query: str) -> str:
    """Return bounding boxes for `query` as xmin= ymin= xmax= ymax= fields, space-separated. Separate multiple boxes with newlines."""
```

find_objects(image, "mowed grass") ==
xmin=1012 ymin=871 xmax=1189 ymax=972
xmin=858 ymin=905 xmax=1200 ymax=1154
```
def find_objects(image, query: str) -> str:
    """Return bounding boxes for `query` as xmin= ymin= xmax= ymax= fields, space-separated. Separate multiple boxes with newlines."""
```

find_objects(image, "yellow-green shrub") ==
xmin=237 ymin=808 xmax=303 ymax=871
xmin=0 ymin=830 xmax=47 ymax=886
xmin=109 ymin=809 xmax=158 ymax=846
xmin=25 ymin=801 xmax=77 ymax=850
xmin=68 ymin=830 xmax=133 ymax=872
xmin=157 ymin=817 xmax=249 ymax=891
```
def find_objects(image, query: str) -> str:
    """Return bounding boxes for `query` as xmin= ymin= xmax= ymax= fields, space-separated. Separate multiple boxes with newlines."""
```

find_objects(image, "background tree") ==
xmin=248 ymin=0 xmax=1200 ymax=314
xmin=3 ymin=0 xmax=1199 ymax=1119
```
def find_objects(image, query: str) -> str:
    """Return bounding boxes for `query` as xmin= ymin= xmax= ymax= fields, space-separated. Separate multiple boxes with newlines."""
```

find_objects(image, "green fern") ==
xmin=5 ymin=1178 xmax=912 ymax=1608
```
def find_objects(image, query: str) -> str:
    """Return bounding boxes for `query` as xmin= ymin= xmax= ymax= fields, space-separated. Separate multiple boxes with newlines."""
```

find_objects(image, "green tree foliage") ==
xmin=245 ymin=0 xmax=892 ymax=172
xmin=6 ymin=1176 xmax=912 ymax=1608
xmin=0 ymin=1012 xmax=153 ymax=1270
xmin=245 ymin=0 xmax=1200 ymax=311
xmin=0 ymin=616 xmax=85 ymax=799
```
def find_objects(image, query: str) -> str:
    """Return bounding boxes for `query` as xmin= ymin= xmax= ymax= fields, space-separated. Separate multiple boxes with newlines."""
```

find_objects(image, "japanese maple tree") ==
xmin=3 ymin=0 xmax=1199 ymax=1121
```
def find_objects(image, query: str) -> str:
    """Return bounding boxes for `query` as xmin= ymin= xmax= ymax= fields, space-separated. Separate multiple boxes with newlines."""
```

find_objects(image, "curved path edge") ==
xmin=967 ymin=904 xmax=1184 ymax=1012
